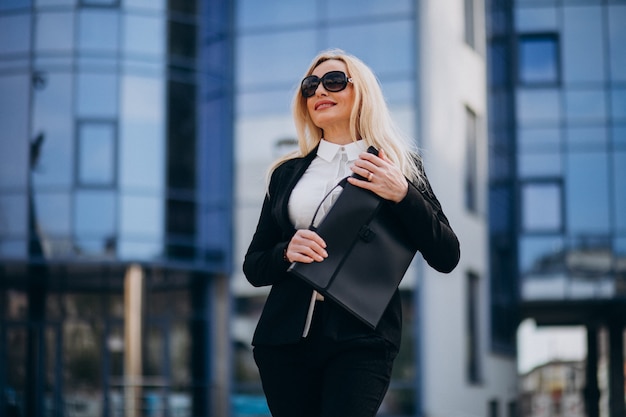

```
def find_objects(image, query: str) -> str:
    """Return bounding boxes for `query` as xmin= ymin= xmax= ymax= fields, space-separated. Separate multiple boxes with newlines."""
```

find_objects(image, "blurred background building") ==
xmin=487 ymin=0 xmax=626 ymax=416
xmin=0 ymin=1 xmax=624 ymax=417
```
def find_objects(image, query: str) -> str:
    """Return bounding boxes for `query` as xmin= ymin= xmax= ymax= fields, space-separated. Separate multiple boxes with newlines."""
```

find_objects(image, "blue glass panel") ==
xmin=35 ymin=12 xmax=74 ymax=53
xmin=0 ymin=14 xmax=31 ymax=55
xmin=562 ymin=6 xmax=605 ymax=83
xmin=36 ymin=0 xmax=75 ymax=5
xmin=124 ymin=0 xmax=164 ymax=10
xmin=82 ymin=0 xmax=116 ymax=5
xmin=518 ymin=127 xmax=560 ymax=152
xmin=78 ymin=122 xmax=116 ymax=185
xmin=0 ymin=194 xmax=28 ymax=236
xmin=611 ymin=88 xmax=626 ymax=120
xmin=78 ymin=10 xmax=119 ymax=53
xmin=327 ymin=20 xmax=413 ymax=76
xmin=118 ymin=240 xmax=161 ymax=260
xmin=0 ymin=75 xmax=30 ymax=189
xmin=608 ymin=6 xmax=626 ymax=82
xmin=516 ymin=88 xmax=561 ymax=125
xmin=489 ymin=186 xmax=512 ymax=233
xmin=0 ymin=0 xmax=31 ymax=10
xmin=522 ymin=182 xmax=562 ymax=231
xmin=518 ymin=36 xmax=558 ymax=84
xmin=74 ymin=190 xmax=116 ymax=235
xmin=519 ymin=236 xmax=564 ymax=276
xmin=614 ymin=152 xmax=626 ymax=232
xmin=380 ymin=79 xmax=414 ymax=106
xmin=32 ymin=73 xmax=74 ymax=188
xmin=119 ymin=195 xmax=162 ymax=237
xmin=564 ymin=89 xmax=606 ymax=122
xmin=119 ymin=75 xmax=165 ymax=191
xmin=33 ymin=192 xmax=71 ymax=235
xmin=613 ymin=125 xmax=626 ymax=149
xmin=237 ymin=30 xmax=317 ymax=89
xmin=566 ymin=151 xmax=610 ymax=234
xmin=237 ymin=0 xmax=316 ymax=29
xmin=515 ymin=7 xmax=557 ymax=31
xmin=123 ymin=14 xmax=165 ymax=57
xmin=0 ymin=239 xmax=27 ymax=258
xmin=237 ymin=88 xmax=293 ymax=116
xmin=77 ymin=73 xmax=118 ymax=117
xmin=566 ymin=126 xmax=607 ymax=152
xmin=518 ymin=153 xmax=562 ymax=178
xmin=323 ymin=0 xmax=412 ymax=19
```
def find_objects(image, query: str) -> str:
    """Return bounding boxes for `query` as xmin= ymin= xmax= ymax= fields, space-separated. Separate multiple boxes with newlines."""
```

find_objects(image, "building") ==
xmin=0 ymin=1 xmax=234 ymax=416
xmin=519 ymin=360 xmax=586 ymax=417
xmin=1 ymin=0 xmax=522 ymax=416
xmin=486 ymin=0 xmax=626 ymax=416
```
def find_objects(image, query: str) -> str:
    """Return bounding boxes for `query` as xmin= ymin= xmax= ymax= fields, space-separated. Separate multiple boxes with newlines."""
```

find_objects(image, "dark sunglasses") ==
xmin=300 ymin=71 xmax=353 ymax=98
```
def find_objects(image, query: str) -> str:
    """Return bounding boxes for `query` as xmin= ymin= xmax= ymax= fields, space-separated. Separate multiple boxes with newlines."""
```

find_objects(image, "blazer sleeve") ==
xmin=390 ymin=166 xmax=460 ymax=274
xmin=242 ymin=170 xmax=293 ymax=288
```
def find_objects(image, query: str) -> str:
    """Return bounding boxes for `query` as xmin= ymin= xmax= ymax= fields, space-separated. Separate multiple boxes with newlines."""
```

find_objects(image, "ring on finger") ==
xmin=367 ymin=171 xmax=374 ymax=182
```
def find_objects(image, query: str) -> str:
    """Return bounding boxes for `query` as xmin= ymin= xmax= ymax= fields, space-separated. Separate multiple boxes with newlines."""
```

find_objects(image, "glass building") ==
xmin=487 ymin=0 xmax=626 ymax=416
xmin=0 ymin=0 xmax=234 ymax=416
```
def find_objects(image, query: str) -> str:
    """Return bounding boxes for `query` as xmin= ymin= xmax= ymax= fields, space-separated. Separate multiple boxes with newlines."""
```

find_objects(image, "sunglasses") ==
xmin=300 ymin=71 xmax=353 ymax=98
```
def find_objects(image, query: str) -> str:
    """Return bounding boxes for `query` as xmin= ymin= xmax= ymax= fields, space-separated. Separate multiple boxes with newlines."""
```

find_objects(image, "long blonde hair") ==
xmin=268 ymin=49 xmax=424 ymax=187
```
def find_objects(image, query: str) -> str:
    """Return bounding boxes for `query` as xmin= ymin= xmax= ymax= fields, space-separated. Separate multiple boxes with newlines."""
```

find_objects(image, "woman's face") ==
xmin=305 ymin=59 xmax=355 ymax=135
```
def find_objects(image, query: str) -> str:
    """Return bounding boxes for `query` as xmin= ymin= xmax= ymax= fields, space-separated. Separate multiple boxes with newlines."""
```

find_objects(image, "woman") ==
xmin=243 ymin=49 xmax=460 ymax=417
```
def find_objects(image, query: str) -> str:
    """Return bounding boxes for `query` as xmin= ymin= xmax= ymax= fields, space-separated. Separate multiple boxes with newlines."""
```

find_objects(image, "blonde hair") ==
xmin=268 ymin=48 xmax=424 ymax=187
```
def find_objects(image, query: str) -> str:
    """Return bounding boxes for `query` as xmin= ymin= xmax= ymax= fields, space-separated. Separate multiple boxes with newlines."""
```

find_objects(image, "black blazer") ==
xmin=243 ymin=149 xmax=460 ymax=348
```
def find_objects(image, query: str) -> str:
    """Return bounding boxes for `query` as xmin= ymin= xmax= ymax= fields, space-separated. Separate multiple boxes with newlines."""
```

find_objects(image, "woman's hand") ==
xmin=286 ymin=229 xmax=328 ymax=263
xmin=348 ymin=148 xmax=409 ymax=203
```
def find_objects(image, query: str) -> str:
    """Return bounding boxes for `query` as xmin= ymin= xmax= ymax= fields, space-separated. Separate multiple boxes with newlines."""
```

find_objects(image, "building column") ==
xmin=608 ymin=321 xmax=625 ymax=417
xmin=584 ymin=325 xmax=600 ymax=417
xmin=124 ymin=264 xmax=144 ymax=417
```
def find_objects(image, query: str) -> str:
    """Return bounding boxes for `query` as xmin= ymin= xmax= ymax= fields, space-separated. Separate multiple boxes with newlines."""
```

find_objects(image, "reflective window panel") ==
xmin=522 ymin=182 xmax=562 ymax=232
xmin=518 ymin=34 xmax=559 ymax=85
xmin=608 ymin=5 xmax=626 ymax=82
xmin=564 ymin=89 xmax=607 ymax=123
xmin=77 ymin=122 xmax=116 ymax=186
xmin=0 ymin=13 xmax=31 ymax=55
xmin=32 ymin=73 xmax=75 ymax=188
xmin=78 ymin=9 xmax=119 ymax=53
xmin=516 ymin=88 xmax=561 ymax=125
xmin=614 ymin=151 xmax=626 ymax=232
xmin=566 ymin=151 xmax=610 ymax=234
xmin=562 ymin=5 xmax=605 ymax=84
xmin=35 ymin=12 xmax=74 ymax=53
xmin=0 ymin=75 xmax=30 ymax=189
xmin=237 ymin=0 xmax=316 ymax=29
xmin=77 ymin=73 xmax=118 ymax=118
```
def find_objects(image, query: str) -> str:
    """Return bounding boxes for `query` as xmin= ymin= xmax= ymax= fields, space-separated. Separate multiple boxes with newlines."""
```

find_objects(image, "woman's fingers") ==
xmin=287 ymin=229 xmax=328 ymax=263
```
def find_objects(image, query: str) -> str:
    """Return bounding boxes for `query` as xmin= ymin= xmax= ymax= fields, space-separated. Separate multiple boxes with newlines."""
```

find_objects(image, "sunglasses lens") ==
xmin=301 ymin=76 xmax=320 ymax=98
xmin=301 ymin=71 xmax=349 ymax=97
xmin=322 ymin=72 xmax=347 ymax=92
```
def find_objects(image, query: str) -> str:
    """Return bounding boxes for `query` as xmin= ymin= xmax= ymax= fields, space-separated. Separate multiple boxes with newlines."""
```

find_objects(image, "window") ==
xmin=518 ymin=34 xmax=559 ymax=85
xmin=465 ymin=106 xmax=479 ymax=212
xmin=77 ymin=122 xmax=116 ymax=186
xmin=467 ymin=271 xmax=482 ymax=384
xmin=464 ymin=0 xmax=476 ymax=48
xmin=521 ymin=181 xmax=562 ymax=232
xmin=489 ymin=399 xmax=500 ymax=417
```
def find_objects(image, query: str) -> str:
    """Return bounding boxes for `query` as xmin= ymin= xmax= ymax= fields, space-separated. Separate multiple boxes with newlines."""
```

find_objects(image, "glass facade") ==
xmin=0 ymin=0 xmax=234 ymax=416
xmin=512 ymin=0 xmax=626 ymax=301
xmin=488 ymin=0 xmax=626 ymax=349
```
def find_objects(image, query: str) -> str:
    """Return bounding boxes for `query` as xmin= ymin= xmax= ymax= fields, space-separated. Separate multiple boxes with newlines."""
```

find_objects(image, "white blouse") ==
xmin=288 ymin=139 xmax=367 ymax=336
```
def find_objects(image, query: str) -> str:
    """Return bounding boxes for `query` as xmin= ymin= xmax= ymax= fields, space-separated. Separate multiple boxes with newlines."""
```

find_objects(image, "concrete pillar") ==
xmin=124 ymin=264 xmax=144 ymax=417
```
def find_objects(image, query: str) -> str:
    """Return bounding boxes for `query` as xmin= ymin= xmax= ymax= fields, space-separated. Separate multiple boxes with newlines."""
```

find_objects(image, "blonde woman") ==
xmin=243 ymin=49 xmax=459 ymax=417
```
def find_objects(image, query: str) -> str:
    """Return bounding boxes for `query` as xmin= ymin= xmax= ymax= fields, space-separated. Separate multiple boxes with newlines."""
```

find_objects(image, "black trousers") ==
xmin=253 ymin=301 xmax=398 ymax=417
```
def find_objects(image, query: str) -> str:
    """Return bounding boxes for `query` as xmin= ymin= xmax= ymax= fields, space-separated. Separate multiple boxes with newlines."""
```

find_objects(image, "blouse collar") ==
xmin=317 ymin=139 xmax=366 ymax=162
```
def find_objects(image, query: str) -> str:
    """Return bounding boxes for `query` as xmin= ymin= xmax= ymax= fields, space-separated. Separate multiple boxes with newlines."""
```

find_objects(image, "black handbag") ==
xmin=288 ymin=155 xmax=418 ymax=328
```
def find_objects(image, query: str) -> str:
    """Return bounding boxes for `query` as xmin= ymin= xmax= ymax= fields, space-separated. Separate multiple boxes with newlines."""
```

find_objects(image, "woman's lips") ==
xmin=315 ymin=100 xmax=335 ymax=110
